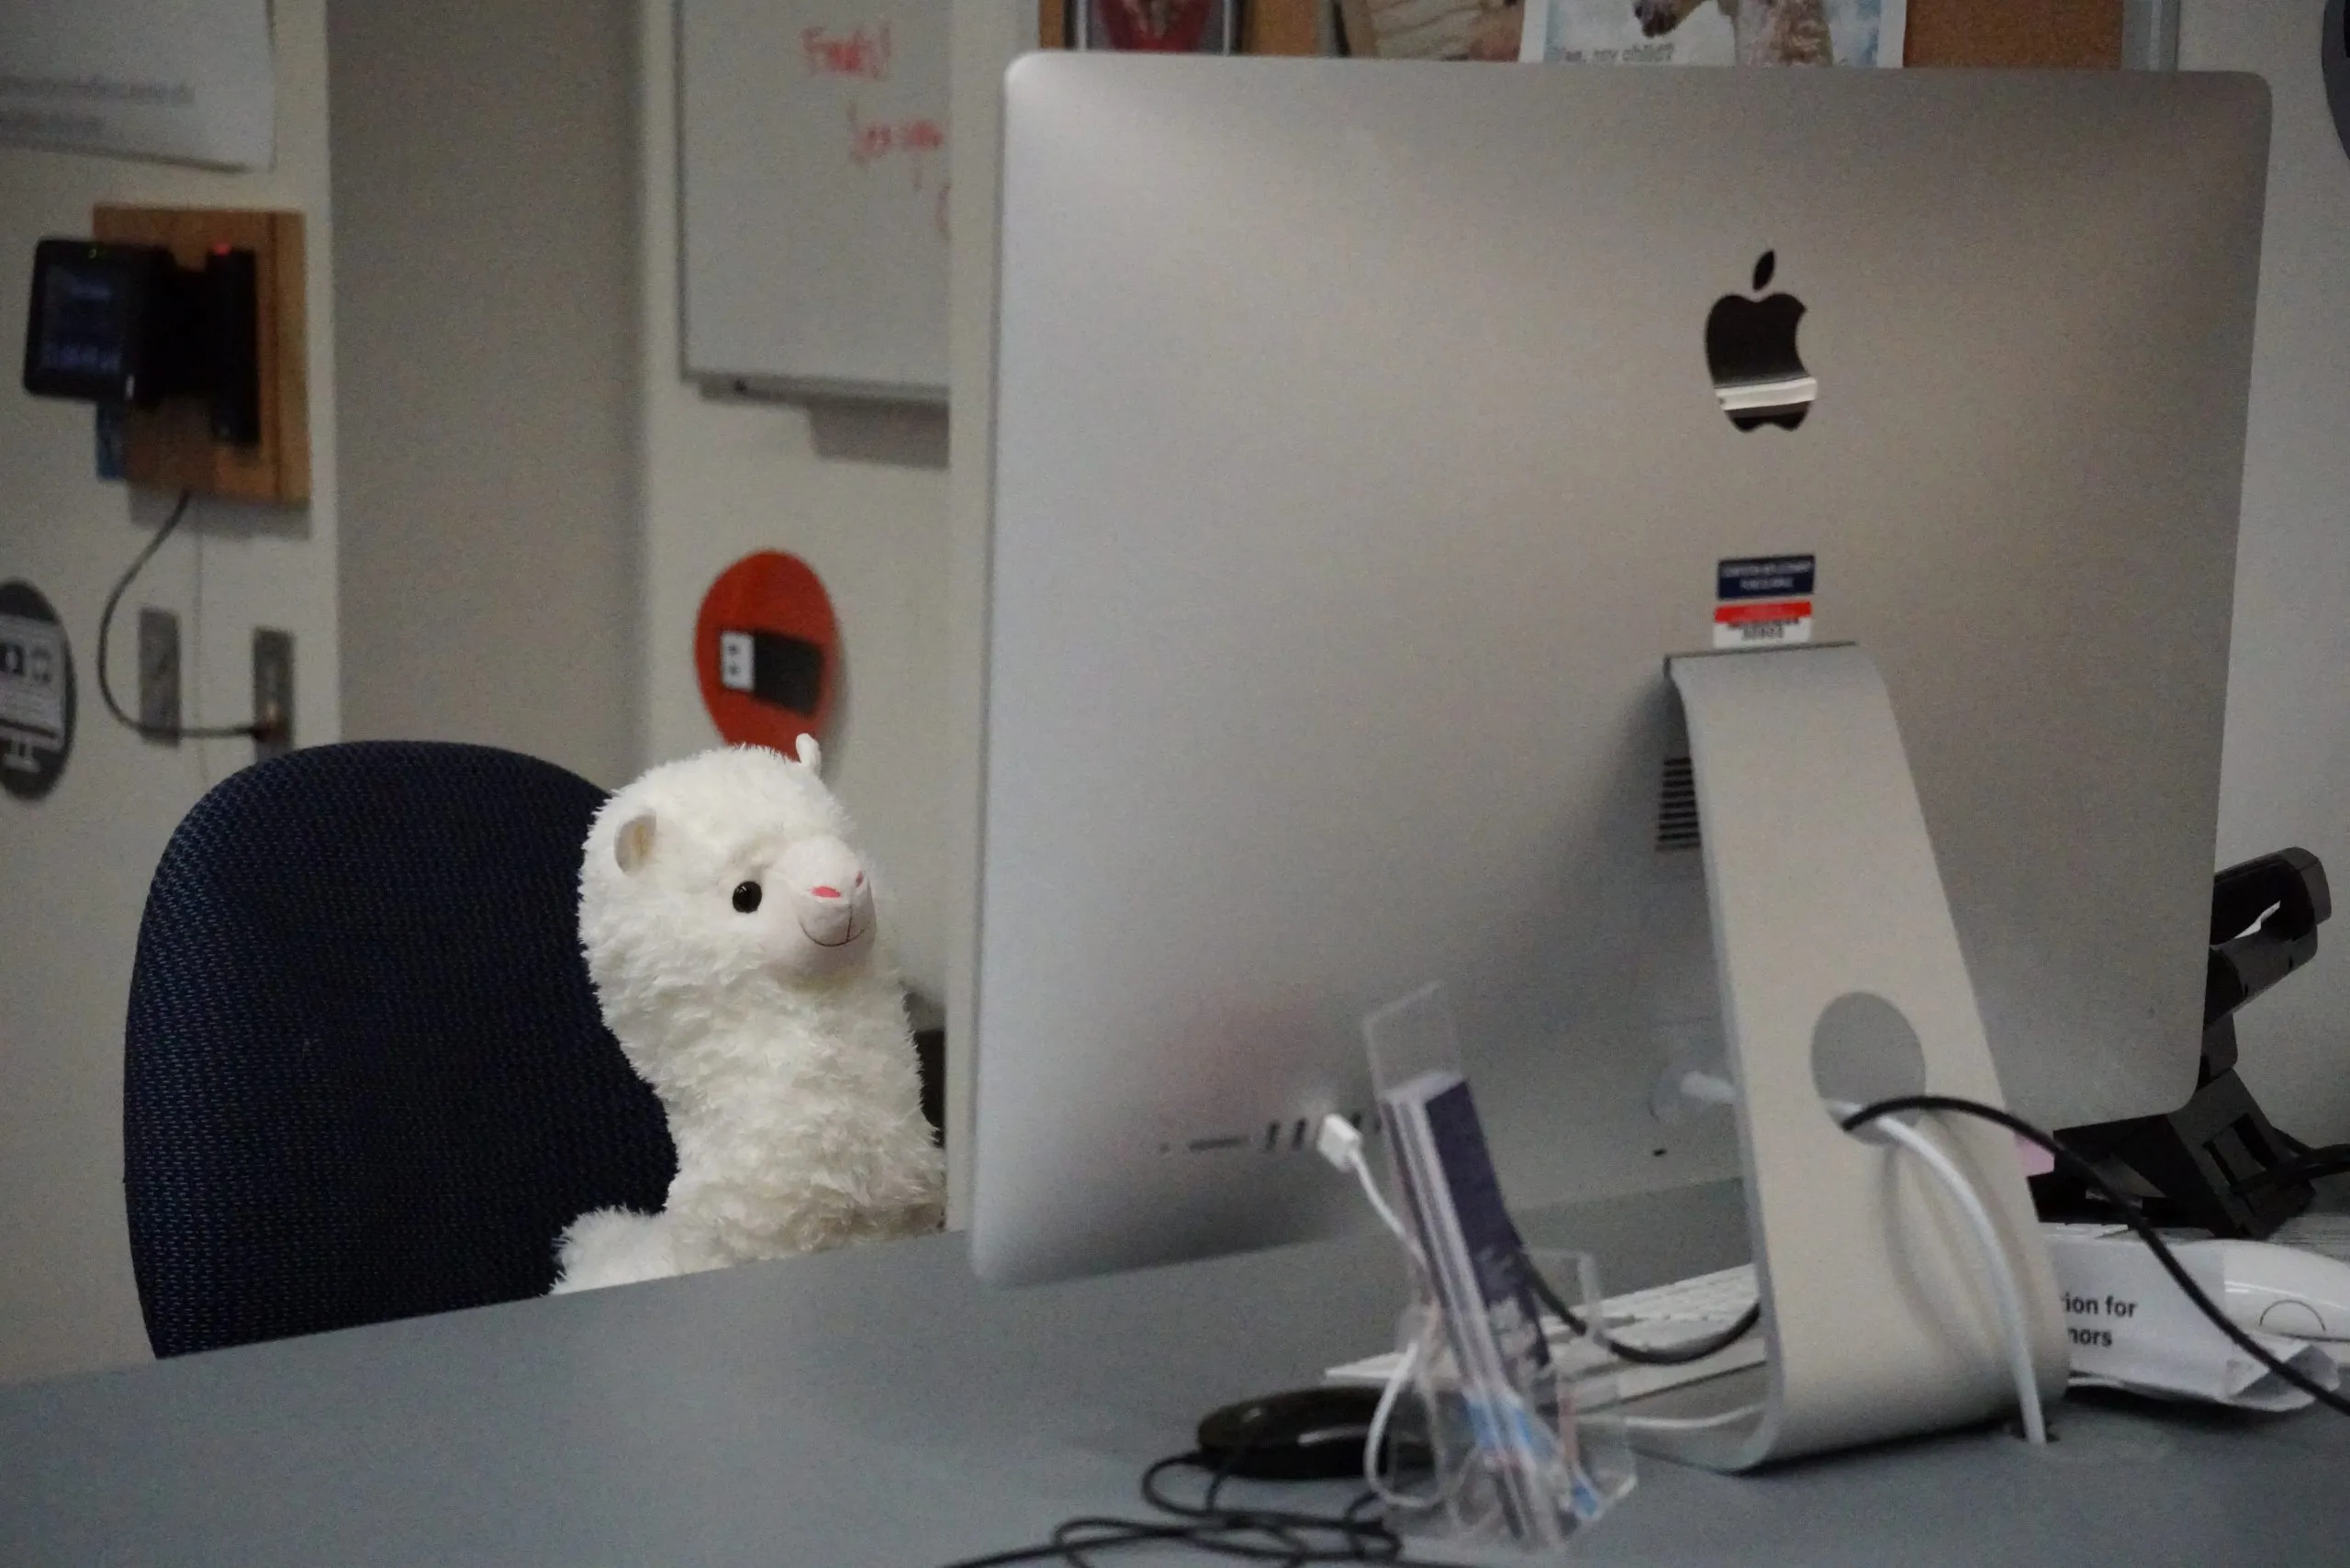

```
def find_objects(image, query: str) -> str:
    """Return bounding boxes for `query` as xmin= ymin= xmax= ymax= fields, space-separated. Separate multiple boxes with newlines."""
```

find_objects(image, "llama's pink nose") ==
xmin=809 ymin=869 xmax=866 ymax=901
xmin=778 ymin=836 xmax=873 ymax=951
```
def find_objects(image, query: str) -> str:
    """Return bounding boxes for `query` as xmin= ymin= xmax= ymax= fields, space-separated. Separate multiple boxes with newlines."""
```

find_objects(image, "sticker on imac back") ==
xmin=1714 ymin=554 xmax=1814 ymax=649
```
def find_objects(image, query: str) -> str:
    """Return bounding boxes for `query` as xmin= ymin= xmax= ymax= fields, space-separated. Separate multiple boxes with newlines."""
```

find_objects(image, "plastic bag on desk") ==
xmin=1373 ymin=1252 xmax=1637 ymax=1560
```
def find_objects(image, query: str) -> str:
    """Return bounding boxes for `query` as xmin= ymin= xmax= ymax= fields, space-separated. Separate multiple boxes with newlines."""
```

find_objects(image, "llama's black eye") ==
xmin=732 ymin=881 xmax=763 ymax=913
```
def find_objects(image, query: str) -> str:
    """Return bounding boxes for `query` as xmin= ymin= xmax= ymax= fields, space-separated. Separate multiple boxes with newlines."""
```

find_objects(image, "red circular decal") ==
xmin=694 ymin=552 xmax=839 ymax=755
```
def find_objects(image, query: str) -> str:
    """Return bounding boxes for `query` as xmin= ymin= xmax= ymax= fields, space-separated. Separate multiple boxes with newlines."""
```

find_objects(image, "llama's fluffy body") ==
xmin=552 ymin=742 xmax=945 ymax=1294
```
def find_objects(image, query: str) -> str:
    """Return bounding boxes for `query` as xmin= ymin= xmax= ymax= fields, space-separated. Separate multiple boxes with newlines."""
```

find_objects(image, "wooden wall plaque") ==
xmin=91 ymin=205 xmax=310 ymax=507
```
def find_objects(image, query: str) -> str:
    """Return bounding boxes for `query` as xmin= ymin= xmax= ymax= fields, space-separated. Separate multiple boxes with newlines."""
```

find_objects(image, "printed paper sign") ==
xmin=2046 ymin=1227 xmax=2342 ymax=1412
xmin=0 ymin=0 xmax=274 ymax=169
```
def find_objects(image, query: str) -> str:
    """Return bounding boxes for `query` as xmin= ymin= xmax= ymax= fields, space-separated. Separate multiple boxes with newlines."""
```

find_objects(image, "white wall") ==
xmin=329 ymin=0 xmax=643 ymax=789
xmin=640 ymin=0 xmax=956 ymax=999
xmin=2188 ymin=6 xmax=2350 ymax=1139
xmin=0 ymin=1 xmax=341 ymax=1383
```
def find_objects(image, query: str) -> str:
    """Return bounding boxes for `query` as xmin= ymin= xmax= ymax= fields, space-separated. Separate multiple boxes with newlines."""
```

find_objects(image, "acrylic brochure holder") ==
xmin=1362 ymin=986 xmax=1636 ymax=1558
xmin=1658 ymin=643 xmax=2068 ymax=1470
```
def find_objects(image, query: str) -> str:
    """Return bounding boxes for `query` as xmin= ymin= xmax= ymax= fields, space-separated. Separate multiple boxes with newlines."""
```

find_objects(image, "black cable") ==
xmin=929 ymin=1520 xmax=1181 ymax=1568
xmin=1135 ymin=1451 xmax=1402 ymax=1565
xmin=1841 ymin=1093 xmax=2350 ymax=1420
xmin=1521 ymin=1265 xmax=1762 ymax=1366
xmin=95 ymin=489 xmax=273 ymax=743
xmin=2241 ymin=1142 xmax=2350 ymax=1193
xmin=1140 ymin=1453 xmax=1401 ymax=1553
xmin=934 ymin=1449 xmax=1446 ymax=1568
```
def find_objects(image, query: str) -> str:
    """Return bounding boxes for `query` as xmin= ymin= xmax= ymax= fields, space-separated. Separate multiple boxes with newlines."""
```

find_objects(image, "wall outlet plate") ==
xmin=252 ymin=628 xmax=293 ymax=761
xmin=137 ymin=607 xmax=180 ymax=742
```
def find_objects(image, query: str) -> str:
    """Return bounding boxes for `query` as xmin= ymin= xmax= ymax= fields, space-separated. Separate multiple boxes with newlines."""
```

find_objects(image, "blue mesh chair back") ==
xmin=124 ymin=742 xmax=677 ymax=1357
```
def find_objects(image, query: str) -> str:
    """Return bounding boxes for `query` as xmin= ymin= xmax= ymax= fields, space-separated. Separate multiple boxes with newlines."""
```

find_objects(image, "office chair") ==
xmin=124 ymin=742 xmax=677 ymax=1357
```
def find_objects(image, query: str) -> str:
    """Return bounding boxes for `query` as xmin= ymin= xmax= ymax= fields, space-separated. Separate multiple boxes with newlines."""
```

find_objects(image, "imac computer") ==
xmin=971 ymin=59 xmax=2268 ymax=1464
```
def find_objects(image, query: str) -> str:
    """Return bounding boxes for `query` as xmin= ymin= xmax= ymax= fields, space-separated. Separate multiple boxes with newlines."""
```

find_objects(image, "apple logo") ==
xmin=1706 ymin=252 xmax=1817 ymax=431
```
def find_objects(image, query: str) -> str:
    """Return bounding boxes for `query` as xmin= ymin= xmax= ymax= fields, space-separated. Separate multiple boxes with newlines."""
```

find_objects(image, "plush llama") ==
xmin=551 ymin=738 xmax=945 ymax=1294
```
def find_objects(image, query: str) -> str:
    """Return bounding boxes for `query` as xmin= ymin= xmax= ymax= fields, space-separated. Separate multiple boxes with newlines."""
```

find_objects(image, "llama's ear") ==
xmin=793 ymin=734 xmax=822 ymax=774
xmin=613 ymin=812 xmax=657 ymax=875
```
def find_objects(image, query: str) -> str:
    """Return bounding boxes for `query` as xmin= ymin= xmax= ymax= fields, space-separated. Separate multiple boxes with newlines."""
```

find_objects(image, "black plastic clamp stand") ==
xmin=2031 ymin=847 xmax=2332 ymax=1239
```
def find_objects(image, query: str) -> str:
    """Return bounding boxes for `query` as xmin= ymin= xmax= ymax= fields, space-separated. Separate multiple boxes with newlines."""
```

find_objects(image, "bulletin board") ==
xmin=1041 ymin=0 xmax=2126 ymax=66
xmin=1906 ymin=0 xmax=2121 ymax=68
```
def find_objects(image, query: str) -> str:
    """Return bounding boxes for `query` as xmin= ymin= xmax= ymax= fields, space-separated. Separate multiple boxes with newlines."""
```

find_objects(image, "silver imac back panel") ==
xmin=974 ymin=58 xmax=2267 ymax=1286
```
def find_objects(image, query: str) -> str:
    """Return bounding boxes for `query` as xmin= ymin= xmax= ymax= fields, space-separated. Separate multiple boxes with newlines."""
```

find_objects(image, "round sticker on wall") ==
xmin=0 ymin=579 xmax=75 ymax=801
xmin=694 ymin=552 xmax=839 ymax=756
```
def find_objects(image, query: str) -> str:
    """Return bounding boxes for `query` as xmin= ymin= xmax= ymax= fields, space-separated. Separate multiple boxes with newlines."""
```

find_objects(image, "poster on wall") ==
xmin=1521 ymin=0 xmax=1905 ymax=66
xmin=0 ymin=581 xmax=75 ymax=802
xmin=0 ymin=0 xmax=274 ymax=169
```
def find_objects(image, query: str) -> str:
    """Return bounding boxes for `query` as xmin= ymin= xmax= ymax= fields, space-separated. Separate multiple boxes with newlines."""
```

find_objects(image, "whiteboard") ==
xmin=678 ymin=0 xmax=950 ymax=401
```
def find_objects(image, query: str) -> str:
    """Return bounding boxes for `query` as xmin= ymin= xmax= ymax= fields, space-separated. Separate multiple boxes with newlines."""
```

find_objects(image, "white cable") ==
xmin=1338 ymin=1119 xmax=1473 ymax=1507
xmin=1325 ymin=1098 xmax=2042 ymax=1454
xmin=1830 ymin=1100 xmax=2048 ymax=1447
xmin=1363 ymin=1327 xmax=1448 ymax=1508
xmin=1345 ymin=1144 xmax=1452 ymax=1502
xmin=1317 ymin=1113 xmax=1424 ymax=1263
xmin=1349 ymin=1150 xmax=1417 ymax=1255
xmin=1682 ymin=1078 xmax=2041 ymax=1441
xmin=1317 ymin=1113 xmax=1449 ymax=1503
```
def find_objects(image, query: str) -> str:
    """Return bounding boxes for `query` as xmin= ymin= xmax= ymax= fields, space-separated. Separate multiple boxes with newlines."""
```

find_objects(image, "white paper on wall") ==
xmin=0 ymin=0 xmax=274 ymax=170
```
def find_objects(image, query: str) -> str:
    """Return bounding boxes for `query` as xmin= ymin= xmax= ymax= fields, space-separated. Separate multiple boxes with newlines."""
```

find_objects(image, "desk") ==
xmin=4 ymin=1182 xmax=2345 ymax=1566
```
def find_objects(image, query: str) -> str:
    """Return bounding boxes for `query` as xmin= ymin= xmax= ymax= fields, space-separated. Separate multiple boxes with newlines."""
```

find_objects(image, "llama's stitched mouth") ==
xmin=800 ymin=914 xmax=862 ymax=948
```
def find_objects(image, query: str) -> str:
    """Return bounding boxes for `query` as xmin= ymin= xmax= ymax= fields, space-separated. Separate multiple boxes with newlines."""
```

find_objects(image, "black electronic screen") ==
xmin=21 ymin=239 xmax=163 ymax=403
xmin=39 ymin=262 xmax=129 ymax=380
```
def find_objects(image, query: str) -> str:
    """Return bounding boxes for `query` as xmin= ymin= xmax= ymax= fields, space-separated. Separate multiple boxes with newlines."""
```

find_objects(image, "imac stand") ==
xmin=1646 ymin=644 xmax=2068 ymax=1471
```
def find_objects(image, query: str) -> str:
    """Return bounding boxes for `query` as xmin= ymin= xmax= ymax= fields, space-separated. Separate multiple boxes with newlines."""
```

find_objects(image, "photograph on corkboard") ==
xmin=1521 ymin=0 xmax=1906 ymax=67
xmin=1338 ymin=1 xmax=1527 ymax=60
xmin=1067 ymin=0 xmax=1241 ymax=52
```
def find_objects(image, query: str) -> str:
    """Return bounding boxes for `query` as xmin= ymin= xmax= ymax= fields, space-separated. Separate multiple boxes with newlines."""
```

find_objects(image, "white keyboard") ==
xmin=1326 ymin=1263 xmax=1764 ymax=1403
xmin=1601 ymin=1264 xmax=1759 ymax=1345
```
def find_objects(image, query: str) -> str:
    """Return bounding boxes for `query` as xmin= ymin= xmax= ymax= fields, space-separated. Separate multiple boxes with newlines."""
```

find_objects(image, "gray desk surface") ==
xmin=5 ymin=1182 xmax=2347 ymax=1567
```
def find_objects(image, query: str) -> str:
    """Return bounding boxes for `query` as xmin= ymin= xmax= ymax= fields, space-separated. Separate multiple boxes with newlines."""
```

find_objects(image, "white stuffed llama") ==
xmin=551 ymin=738 xmax=945 ymax=1294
